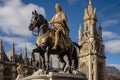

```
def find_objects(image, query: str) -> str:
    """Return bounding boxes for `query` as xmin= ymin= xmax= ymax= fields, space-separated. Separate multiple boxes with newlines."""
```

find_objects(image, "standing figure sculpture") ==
xmin=17 ymin=63 xmax=25 ymax=76
xmin=16 ymin=63 xmax=25 ymax=80
xmin=49 ymin=4 xmax=69 ymax=50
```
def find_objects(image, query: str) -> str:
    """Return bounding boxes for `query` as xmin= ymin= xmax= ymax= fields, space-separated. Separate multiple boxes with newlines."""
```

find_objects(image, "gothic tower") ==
xmin=11 ymin=41 xmax=16 ymax=80
xmin=78 ymin=0 xmax=106 ymax=80
xmin=24 ymin=45 xmax=29 ymax=65
xmin=0 ymin=39 xmax=4 ymax=80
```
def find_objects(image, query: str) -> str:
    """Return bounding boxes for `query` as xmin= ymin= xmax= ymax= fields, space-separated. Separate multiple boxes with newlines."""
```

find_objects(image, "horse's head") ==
xmin=29 ymin=10 xmax=44 ymax=31
xmin=29 ymin=10 xmax=48 ymax=36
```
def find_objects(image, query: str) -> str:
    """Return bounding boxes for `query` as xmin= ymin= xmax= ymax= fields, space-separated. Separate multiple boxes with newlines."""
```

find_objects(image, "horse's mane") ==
xmin=38 ymin=14 xmax=47 ymax=24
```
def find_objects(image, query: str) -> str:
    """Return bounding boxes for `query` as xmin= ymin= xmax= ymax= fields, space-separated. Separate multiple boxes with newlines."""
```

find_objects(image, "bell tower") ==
xmin=83 ymin=0 xmax=97 ymax=40
xmin=78 ymin=0 xmax=106 ymax=80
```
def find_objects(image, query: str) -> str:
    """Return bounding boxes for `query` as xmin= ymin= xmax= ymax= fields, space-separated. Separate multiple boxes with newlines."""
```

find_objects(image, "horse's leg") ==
xmin=58 ymin=55 xmax=66 ymax=72
xmin=39 ymin=52 xmax=46 ymax=71
xmin=32 ymin=47 xmax=46 ymax=70
xmin=32 ymin=48 xmax=39 ymax=61
xmin=67 ymin=53 xmax=72 ymax=73
xmin=45 ymin=47 xmax=50 ymax=74
xmin=72 ymin=46 xmax=78 ymax=70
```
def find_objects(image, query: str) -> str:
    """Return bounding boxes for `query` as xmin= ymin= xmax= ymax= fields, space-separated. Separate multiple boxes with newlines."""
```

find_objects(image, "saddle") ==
xmin=58 ymin=32 xmax=71 ymax=49
xmin=36 ymin=29 xmax=71 ymax=50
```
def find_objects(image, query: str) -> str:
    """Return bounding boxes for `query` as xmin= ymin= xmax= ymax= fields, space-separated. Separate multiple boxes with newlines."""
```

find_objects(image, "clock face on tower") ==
xmin=80 ymin=42 xmax=90 ymax=53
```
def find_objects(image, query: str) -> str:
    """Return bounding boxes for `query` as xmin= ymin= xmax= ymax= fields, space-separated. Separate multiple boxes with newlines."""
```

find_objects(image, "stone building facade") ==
xmin=0 ymin=39 xmax=53 ymax=80
xmin=78 ymin=0 xmax=106 ymax=80
xmin=0 ymin=0 xmax=107 ymax=80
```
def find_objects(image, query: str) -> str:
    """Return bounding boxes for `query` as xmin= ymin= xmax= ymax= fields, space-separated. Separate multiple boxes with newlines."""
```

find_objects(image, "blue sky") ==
xmin=0 ymin=0 xmax=120 ymax=69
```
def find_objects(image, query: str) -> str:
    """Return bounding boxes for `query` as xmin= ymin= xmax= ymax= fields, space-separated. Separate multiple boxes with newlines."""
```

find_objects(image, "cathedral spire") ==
xmin=12 ymin=41 xmax=15 ymax=53
xmin=24 ymin=45 xmax=27 ymax=59
xmin=79 ymin=1 xmax=106 ymax=80
xmin=0 ymin=39 xmax=3 ymax=53
xmin=24 ymin=45 xmax=28 ymax=65
xmin=83 ymin=0 xmax=97 ymax=39
xmin=89 ymin=0 xmax=92 ymax=4
xmin=84 ymin=0 xmax=97 ymax=21
xmin=0 ymin=39 xmax=3 ymax=60
xmin=98 ymin=24 xmax=103 ymax=40
xmin=88 ymin=0 xmax=93 ymax=16
xmin=11 ymin=41 xmax=15 ymax=62
xmin=78 ymin=24 xmax=82 ymax=45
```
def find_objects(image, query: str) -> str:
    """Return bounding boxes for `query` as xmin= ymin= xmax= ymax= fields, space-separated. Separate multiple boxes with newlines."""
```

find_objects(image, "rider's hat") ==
xmin=55 ymin=4 xmax=61 ymax=9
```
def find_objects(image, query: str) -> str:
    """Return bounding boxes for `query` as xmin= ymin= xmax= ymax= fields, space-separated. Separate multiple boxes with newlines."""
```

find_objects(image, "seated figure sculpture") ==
xmin=49 ymin=4 xmax=69 ymax=50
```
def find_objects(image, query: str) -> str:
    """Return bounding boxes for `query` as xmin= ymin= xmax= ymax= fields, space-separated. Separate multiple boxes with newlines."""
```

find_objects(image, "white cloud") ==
xmin=102 ymin=20 xmax=120 ymax=27
xmin=3 ymin=36 xmax=36 ymax=52
xmin=103 ymin=31 xmax=120 ymax=40
xmin=102 ymin=31 xmax=120 ymax=54
xmin=104 ymin=40 xmax=120 ymax=54
xmin=0 ymin=0 xmax=45 ymax=36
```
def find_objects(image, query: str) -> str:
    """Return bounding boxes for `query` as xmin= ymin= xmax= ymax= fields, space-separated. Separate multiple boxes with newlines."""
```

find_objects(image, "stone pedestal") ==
xmin=23 ymin=72 xmax=86 ymax=80
xmin=16 ymin=75 xmax=24 ymax=80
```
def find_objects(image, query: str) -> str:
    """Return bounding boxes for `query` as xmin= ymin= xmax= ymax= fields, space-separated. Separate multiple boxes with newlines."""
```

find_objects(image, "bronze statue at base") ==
xmin=16 ymin=63 xmax=25 ymax=80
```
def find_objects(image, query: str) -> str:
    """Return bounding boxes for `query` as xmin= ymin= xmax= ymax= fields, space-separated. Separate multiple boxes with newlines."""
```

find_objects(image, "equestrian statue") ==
xmin=28 ymin=4 xmax=82 ymax=74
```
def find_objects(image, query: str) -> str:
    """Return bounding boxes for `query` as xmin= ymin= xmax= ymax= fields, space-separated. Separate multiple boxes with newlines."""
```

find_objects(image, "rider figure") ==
xmin=49 ymin=4 xmax=69 ymax=50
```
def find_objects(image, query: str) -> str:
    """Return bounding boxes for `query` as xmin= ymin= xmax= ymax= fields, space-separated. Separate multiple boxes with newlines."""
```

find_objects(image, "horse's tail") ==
xmin=73 ymin=42 xmax=82 ymax=49
xmin=72 ymin=46 xmax=78 ymax=70
xmin=72 ymin=42 xmax=83 ymax=70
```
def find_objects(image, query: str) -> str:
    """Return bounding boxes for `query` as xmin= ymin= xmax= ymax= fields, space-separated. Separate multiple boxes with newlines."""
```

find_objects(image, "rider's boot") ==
xmin=52 ymin=44 xmax=57 ymax=50
xmin=52 ymin=30 xmax=59 ymax=50
xmin=52 ymin=38 xmax=58 ymax=50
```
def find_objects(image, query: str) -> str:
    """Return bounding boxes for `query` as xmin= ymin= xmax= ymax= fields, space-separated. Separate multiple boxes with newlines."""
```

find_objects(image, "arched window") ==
xmin=4 ymin=67 xmax=11 ymax=80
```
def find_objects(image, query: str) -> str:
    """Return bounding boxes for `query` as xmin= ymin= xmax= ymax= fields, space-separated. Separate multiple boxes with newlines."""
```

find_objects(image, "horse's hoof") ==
xmin=72 ymin=70 xmax=78 ymax=74
xmin=69 ymin=70 xmax=72 ymax=74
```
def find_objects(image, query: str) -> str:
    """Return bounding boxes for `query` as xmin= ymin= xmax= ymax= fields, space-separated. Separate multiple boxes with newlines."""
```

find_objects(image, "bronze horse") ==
xmin=28 ymin=10 xmax=80 ymax=73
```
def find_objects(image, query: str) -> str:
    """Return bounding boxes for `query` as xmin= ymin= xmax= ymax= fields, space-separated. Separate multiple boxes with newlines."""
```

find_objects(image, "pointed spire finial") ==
xmin=98 ymin=24 xmax=102 ymax=30
xmin=79 ymin=24 xmax=82 ymax=32
xmin=24 ymin=44 xmax=27 ymax=58
xmin=12 ymin=40 xmax=15 ymax=51
xmin=0 ymin=37 xmax=3 ymax=60
xmin=12 ymin=40 xmax=15 ymax=47
xmin=78 ymin=24 xmax=83 ymax=42
xmin=0 ymin=38 xmax=2 ymax=45
xmin=79 ymin=24 xmax=82 ymax=29
xmin=89 ymin=0 xmax=92 ymax=4
xmin=11 ymin=40 xmax=15 ymax=62
xmin=0 ymin=37 xmax=3 ymax=53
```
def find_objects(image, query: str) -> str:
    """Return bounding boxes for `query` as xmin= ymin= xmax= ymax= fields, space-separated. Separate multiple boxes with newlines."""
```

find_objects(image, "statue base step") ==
xmin=23 ymin=72 xmax=86 ymax=80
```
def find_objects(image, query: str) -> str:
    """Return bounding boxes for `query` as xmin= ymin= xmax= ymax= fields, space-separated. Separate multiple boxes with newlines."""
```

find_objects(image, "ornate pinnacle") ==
xmin=89 ymin=0 xmax=92 ymax=4
xmin=0 ymin=39 xmax=3 ymax=53
xmin=12 ymin=40 xmax=15 ymax=51
xmin=79 ymin=24 xmax=82 ymax=30
xmin=24 ymin=45 xmax=27 ymax=58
